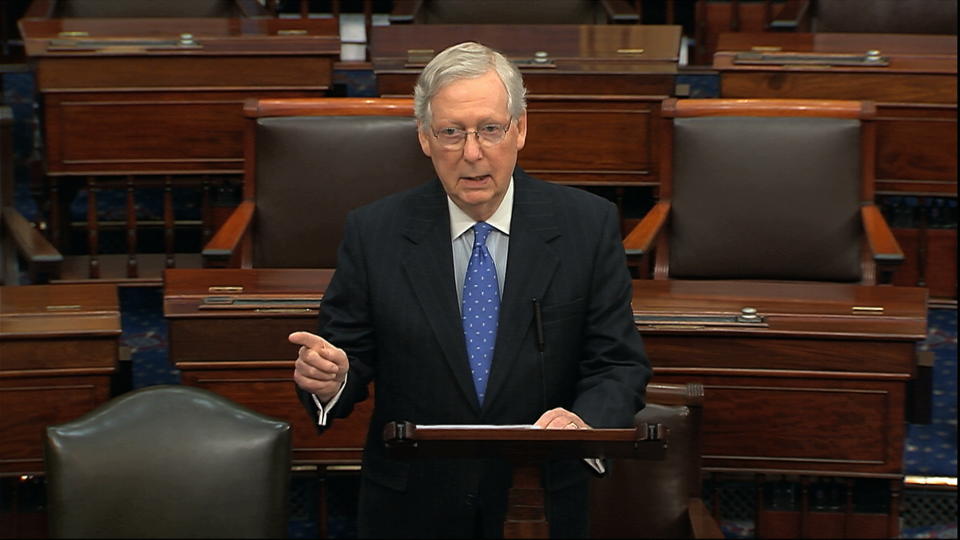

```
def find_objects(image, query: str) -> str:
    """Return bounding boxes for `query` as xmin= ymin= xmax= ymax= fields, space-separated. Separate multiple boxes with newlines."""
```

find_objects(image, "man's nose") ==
xmin=461 ymin=132 xmax=483 ymax=161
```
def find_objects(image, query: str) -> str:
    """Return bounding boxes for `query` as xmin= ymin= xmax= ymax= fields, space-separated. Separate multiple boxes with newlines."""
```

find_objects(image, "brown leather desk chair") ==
xmin=624 ymin=98 xmax=903 ymax=285
xmin=202 ymin=97 xmax=436 ymax=268
xmin=389 ymin=0 xmax=639 ymax=24
xmin=44 ymin=385 xmax=291 ymax=539
xmin=590 ymin=382 xmax=722 ymax=538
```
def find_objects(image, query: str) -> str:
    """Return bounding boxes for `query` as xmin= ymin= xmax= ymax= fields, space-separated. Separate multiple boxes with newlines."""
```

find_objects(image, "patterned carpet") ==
xmin=905 ymin=308 xmax=958 ymax=478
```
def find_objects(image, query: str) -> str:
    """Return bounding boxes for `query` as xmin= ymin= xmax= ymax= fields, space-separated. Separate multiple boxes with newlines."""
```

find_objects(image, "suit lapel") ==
xmin=483 ymin=172 xmax=561 ymax=411
xmin=399 ymin=182 xmax=480 ymax=410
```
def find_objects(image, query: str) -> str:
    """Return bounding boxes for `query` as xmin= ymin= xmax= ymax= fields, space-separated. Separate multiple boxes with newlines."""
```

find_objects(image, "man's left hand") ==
xmin=535 ymin=407 xmax=592 ymax=429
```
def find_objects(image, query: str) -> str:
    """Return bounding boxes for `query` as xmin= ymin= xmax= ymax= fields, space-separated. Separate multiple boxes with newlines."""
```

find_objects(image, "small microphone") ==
xmin=532 ymin=298 xmax=546 ymax=413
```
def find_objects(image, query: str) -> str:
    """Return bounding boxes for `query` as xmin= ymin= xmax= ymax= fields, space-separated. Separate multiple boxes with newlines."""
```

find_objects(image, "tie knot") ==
xmin=473 ymin=222 xmax=494 ymax=246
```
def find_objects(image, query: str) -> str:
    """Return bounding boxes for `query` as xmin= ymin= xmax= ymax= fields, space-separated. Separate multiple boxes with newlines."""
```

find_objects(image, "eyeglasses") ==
xmin=432 ymin=119 xmax=512 ymax=150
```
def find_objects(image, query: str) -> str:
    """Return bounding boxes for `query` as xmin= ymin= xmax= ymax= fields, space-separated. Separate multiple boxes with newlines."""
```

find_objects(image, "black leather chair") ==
xmin=44 ymin=385 xmax=291 ymax=538
xmin=202 ymin=97 xmax=436 ymax=268
xmin=590 ymin=382 xmax=723 ymax=538
xmin=624 ymin=98 xmax=903 ymax=285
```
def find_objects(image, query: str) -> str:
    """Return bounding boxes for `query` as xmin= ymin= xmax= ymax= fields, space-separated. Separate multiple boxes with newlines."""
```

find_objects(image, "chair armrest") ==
xmin=688 ymin=497 xmax=724 ymax=539
xmin=388 ymin=0 xmax=422 ymax=23
xmin=647 ymin=382 xmax=704 ymax=408
xmin=1 ymin=206 xmax=62 ymax=283
xmin=202 ymin=201 xmax=255 ymax=263
xmin=2 ymin=206 xmax=62 ymax=264
xmin=601 ymin=0 xmax=640 ymax=24
xmin=623 ymin=201 xmax=670 ymax=257
xmin=861 ymin=204 xmax=904 ymax=264
xmin=768 ymin=0 xmax=811 ymax=30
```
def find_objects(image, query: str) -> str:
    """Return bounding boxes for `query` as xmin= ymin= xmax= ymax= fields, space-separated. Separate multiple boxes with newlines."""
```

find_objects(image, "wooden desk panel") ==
xmin=164 ymin=268 xmax=371 ymax=465
xmin=522 ymin=97 xmax=660 ymax=186
xmin=0 ymin=283 xmax=120 ymax=476
xmin=714 ymin=32 xmax=957 ymax=196
xmin=632 ymin=279 xmax=928 ymax=476
xmin=372 ymin=24 xmax=680 ymax=188
xmin=21 ymin=16 xmax=339 ymax=177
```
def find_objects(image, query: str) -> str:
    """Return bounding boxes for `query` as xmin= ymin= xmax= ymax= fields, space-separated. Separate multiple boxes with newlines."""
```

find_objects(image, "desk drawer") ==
xmin=0 ymin=374 xmax=113 ymax=475
xmin=169 ymin=316 xmax=313 ymax=362
xmin=652 ymin=373 xmax=905 ymax=475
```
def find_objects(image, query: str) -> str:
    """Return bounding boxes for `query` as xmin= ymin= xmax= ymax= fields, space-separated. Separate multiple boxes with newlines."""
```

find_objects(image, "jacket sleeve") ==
xmin=295 ymin=209 xmax=377 ymax=432
xmin=571 ymin=201 xmax=652 ymax=428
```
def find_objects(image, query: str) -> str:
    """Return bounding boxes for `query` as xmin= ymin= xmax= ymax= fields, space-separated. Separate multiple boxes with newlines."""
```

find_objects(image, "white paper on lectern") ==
xmin=417 ymin=424 xmax=540 ymax=429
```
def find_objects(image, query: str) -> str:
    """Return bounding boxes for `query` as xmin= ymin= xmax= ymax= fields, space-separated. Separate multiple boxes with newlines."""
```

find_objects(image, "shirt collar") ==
xmin=448 ymin=176 xmax=514 ymax=240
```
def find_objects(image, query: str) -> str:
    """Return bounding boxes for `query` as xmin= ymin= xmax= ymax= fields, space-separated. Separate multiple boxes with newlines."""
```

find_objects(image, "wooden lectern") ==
xmin=383 ymin=421 xmax=667 ymax=538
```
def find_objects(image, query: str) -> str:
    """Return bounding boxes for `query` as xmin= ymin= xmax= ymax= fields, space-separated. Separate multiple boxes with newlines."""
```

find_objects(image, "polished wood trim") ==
xmin=245 ymin=97 xmax=416 ymax=118
xmin=202 ymin=200 xmax=255 ymax=259
xmin=689 ymin=497 xmax=725 ymax=539
xmin=645 ymin=381 xmax=704 ymax=407
xmin=666 ymin=98 xmax=872 ymax=118
xmin=623 ymin=200 xmax=669 ymax=256
xmin=861 ymin=205 xmax=904 ymax=262
xmin=1 ymin=206 xmax=63 ymax=264
xmin=653 ymin=368 xmax=912 ymax=381
xmin=0 ymin=367 xmax=115 ymax=378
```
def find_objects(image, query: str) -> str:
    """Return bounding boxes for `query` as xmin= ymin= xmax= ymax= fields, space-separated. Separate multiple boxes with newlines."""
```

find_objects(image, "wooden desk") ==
xmin=371 ymin=24 xmax=682 ymax=189
xmin=713 ymin=32 xmax=957 ymax=301
xmin=633 ymin=279 xmax=928 ymax=538
xmin=163 ymin=268 xmax=371 ymax=466
xmin=18 ymin=1 xmax=340 ymax=282
xmin=0 ymin=283 xmax=120 ymax=476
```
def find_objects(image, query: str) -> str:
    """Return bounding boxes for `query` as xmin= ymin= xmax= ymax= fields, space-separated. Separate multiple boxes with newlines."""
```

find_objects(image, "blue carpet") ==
xmin=905 ymin=309 xmax=958 ymax=478
xmin=118 ymin=287 xmax=180 ymax=388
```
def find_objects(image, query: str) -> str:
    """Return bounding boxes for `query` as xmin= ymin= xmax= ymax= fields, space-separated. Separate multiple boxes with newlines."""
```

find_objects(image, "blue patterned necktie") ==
xmin=462 ymin=222 xmax=500 ymax=405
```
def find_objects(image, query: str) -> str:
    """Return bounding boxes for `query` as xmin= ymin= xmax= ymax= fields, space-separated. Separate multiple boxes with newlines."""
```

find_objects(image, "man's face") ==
xmin=418 ymin=69 xmax=527 ymax=222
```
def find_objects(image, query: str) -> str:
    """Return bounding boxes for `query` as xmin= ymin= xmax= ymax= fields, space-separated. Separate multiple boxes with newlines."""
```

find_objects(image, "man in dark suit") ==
xmin=290 ymin=41 xmax=650 ymax=538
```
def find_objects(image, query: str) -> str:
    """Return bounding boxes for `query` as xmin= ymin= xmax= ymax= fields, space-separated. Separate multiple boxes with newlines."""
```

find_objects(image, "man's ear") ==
xmin=417 ymin=123 xmax=433 ymax=157
xmin=515 ymin=111 xmax=528 ymax=151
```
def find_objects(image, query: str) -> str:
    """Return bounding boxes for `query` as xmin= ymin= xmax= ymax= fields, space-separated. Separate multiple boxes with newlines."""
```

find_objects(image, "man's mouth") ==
xmin=461 ymin=174 xmax=491 ymax=183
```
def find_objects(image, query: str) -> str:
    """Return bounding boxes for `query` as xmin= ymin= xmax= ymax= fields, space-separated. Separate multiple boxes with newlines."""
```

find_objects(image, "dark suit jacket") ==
xmin=298 ymin=168 xmax=650 ymax=538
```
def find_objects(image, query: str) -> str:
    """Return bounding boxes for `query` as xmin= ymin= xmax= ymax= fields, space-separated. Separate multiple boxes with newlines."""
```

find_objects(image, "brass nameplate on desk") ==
xmin=404 ymin=56 xmax=557 ymax=69
xmin=208 ymin=286 xmax=243 ymax=294
xmin=634 ymin=313 xmax=768 ymax=328
xmin=199 ymin=296 xmax=322 ymax=310
xmin=47 ymin=39 xmax=202 ymax=52
xmin=733 ymin=51 xmax=889 ymax=67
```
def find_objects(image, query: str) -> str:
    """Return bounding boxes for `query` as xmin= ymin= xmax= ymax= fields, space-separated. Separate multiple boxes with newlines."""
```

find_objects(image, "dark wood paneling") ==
xmin=650 ymin=373 xmax=904 ymax=475
xmin=0 ymin=379 xmax=110 ymax=474
xmin=0 ymin=283 xmax=120 ymax=476
xmin=647 ymin=336 xmax=915 ymax=374
xmin=170 ymin=317 xmax=308 ymax=362
xmin=633 ymin=279 xmax=926 ymax=476
xmin=37 ymin=56 xmax=333 ymax=90
xmin=522 ymin=98 xmax=659 ymax=185
xmin=719 ymin=71 xmax=957 ymax=104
